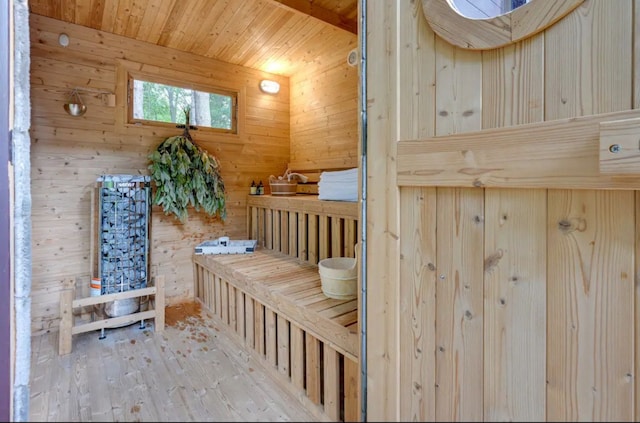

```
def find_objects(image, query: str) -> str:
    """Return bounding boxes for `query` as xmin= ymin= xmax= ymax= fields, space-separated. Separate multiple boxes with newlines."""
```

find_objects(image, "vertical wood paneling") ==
xmin=434 ymin=38 xmax=482 ymax=135
xmin=245 ymin=295 xmax=255 ymax=348
xmin=544 ymin=1 xmax=632 ymax=119
xmin=308 ymin=215 xmax=318 ymax=265
xmin=319 ymin=215 xmax=329 ymax=260
xmin=636 ymin=192 xmax=640 ymax=423
xmin=215 ymin=276 xmax=222 ymax=320
xmin=290 ymin=323 xmax=305 ymax=390
xmin=266 ymin=308 xmax=277 ymax=366
xmin=331 ymin=216 xmax=343 ymax=257
xmin=547 ymin=190 xmax=635 ymax=421
xmin=274 ymin=210 xmax=282 ymax=252
xmin=366 ymin=0 xmax=400 ymax=419
xmin=298 ymin=212 xmax=307 ymax=262
xmin=277 ymin=314 xmax=290 ymax=376
xmin=481 ymin=27 xmax=546 ymax=421
xmin=344 ymin=356 xmax=360 ymax=422
xmin=483 ymin=189 xmax=546 ymax=421
xmin=236 ymin=290 xmax=245 ymax=339
xmin=433 ymin=19 xmax=484 ymax=421
xmin=481 ymin=35 xmax=544 ymax=129
xmin=345 ymin=219 xmax=356 ymax=258
xmin=228 ymin=285 xmax=236 ymax=332
xmin=435 ymin=187 xmax=484 ymax=421
xmin=289 ymin=211 xmax=297 ymax=257
xmin=397 ymin=0 xmax=436 ymax=142
xmin=544 ymin=2 xmax=635 ymax=421
xmin=258 ymin=208 xmax=266 ymax=249
xmin=281 ymin=210 xmax=289 ymax=254
xmin=394 ymin=1 xmax=439 ymax=420
xmin=289 ymin=41 xmax=359 ymax=170
xmin=221 ymin=279 xmax=229 ymax=324
xmin=398 ymin=187 xmax=437 ymax=422
xmin=305 ymin=335 xmax=321 ymax=404
xmin=323 ymin=345 xmax=341 ymax=420
xmin=255 ymin=302 xmax=265 ymax=356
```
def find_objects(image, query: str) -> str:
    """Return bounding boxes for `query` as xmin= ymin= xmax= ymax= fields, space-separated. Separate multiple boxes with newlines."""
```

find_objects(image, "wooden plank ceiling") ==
xmin=28 ymin=0 xmax=359 ymax=77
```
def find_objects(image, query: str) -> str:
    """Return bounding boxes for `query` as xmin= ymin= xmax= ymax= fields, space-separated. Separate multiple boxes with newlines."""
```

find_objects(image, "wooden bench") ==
xmin=193 ymin=194 xmax=360 ymax=422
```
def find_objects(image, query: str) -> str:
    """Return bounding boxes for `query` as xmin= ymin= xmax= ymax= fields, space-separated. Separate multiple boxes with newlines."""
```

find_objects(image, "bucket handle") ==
xmin=350 ymin=242 xmax=360 ymax=270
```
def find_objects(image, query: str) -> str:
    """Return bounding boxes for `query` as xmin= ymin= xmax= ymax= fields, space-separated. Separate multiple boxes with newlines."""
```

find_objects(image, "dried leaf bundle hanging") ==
xmin=148 ymin=107 xmax=226 ymax=223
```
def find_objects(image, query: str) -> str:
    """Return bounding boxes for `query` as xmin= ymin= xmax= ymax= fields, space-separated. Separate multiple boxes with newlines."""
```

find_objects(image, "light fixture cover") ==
xmin=58 ymin=33 xmax=70 ymax=47
xmin=347 ymin=49 xmax=358 ymax=67
xmin=260 ymin=79 xmax=280 ymax=94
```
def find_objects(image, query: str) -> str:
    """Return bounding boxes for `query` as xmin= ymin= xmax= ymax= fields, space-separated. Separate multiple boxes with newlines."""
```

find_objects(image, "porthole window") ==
xmin=421 ymin=0 xmax=584 ymax=50
xmin=451 ymin=0 xmax=529 ymax=20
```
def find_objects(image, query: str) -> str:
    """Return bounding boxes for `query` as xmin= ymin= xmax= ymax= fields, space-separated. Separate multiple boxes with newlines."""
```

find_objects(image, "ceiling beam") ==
xmin=272 ymin=0 xmax=358 ymax=35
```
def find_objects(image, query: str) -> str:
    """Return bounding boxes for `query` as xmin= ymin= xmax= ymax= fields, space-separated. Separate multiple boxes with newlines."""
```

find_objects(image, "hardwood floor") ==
xmin=28 ymin=301 xmax=319 ymax=422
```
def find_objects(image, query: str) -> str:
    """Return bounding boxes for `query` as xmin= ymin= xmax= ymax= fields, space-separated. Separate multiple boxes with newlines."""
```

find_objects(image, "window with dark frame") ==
xmin=127 ymin=75 xmax=238 ymax=134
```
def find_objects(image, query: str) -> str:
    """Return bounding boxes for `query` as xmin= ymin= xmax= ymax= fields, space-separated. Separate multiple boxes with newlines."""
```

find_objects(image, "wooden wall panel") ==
xmin=397 ymin=1 xmax=438 ymax=420
xmin=544 ymin=1 xmax=632 ymax=119
xmin=481 ymin=35 xmax=544 ymax=128
xmin=433 ymin=21 xmax=484 ymax=422
xmin=434 ymin=37 xmax=482 ymax=135
xmin=547 ymin=190 xmax=635 ymax=421
xmin=544 ymin=2 xmax=634 ymax=421
xmin=481 ymin=23 xmax=547 ymax=422
xmin=398 ymin=187 xmax=436 ymax=422
xmin=435 ymin=188 xmax=484 ymax=421
xmin=28 ymin=14 xmax=290 ymax=333
xmin=365 ymin=0 xmax=399 ymax=420
xmin=483 ymin=189 xmax=546 ymax=421
xmin=289 ymin=39 xmax=359 ymax=172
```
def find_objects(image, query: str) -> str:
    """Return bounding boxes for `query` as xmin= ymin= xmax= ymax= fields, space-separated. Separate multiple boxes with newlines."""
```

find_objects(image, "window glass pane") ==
xmin=131 ymin=79 xmax=235 ymax=132
xmin=451 ymin=0 xmax=531 ymax=19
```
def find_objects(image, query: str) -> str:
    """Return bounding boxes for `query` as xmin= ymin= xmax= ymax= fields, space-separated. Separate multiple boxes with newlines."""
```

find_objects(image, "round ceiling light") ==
xmin=259 ymin=80 xmax=280 ymax=95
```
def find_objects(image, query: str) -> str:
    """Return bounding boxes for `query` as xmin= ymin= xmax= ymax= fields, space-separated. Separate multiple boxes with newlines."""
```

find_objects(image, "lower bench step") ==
xmin=193 ymin=250 xmax=360 ymax=422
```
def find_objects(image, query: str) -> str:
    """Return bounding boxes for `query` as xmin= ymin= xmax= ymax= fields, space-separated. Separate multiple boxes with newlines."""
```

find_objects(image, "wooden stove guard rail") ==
xmin=193 ymin=194 xmax=360 ymax=422
xmin=59 ymin=275 xmax=165 ymax=355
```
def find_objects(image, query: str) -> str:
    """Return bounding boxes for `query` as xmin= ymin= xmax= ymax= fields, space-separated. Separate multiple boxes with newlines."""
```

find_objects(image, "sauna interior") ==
xmin=7 ymin=0 xmax=640 ymax=422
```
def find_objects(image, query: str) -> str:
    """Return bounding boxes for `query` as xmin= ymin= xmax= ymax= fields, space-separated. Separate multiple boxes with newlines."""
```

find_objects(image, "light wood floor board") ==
xmin=29 ymin=301 xmax=318 ymax=422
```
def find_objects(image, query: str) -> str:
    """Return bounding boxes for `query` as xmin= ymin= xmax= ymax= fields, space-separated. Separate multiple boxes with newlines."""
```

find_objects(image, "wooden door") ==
xmin=366 ymin=1 xmax=640 ymax=421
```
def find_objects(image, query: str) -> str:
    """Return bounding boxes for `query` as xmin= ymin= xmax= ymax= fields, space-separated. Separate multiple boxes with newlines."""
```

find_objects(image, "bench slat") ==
xmin=193 ymin=250 xmax=358 ymax=360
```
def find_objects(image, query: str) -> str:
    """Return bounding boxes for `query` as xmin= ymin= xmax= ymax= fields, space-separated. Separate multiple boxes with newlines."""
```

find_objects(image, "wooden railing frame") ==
xmin=58 ymin=275 xmax=165 ymax=355
xmin=247 ymin=194 xmax=359 ymax=264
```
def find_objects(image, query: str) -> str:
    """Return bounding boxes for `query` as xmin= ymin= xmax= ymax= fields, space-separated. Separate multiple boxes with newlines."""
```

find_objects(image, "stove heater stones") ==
xmin=96 ymin=174 xmax=151 ymax=318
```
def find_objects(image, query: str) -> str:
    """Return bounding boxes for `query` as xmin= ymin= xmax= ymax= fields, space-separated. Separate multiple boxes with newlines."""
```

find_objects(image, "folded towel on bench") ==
xmin=318 ymin=168 xmax=358 ymax=202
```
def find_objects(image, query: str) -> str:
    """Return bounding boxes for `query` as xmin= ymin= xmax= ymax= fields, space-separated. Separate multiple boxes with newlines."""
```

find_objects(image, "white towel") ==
xmin=318 ymin=185 xmax=357 ymax=201
xmin=319 ymin=168 xmax=358 ymax=183
xmin=318 ymin=183 xmax=357 ymax=203
xmin=318 ymin=168 xmax=359 ymax=201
